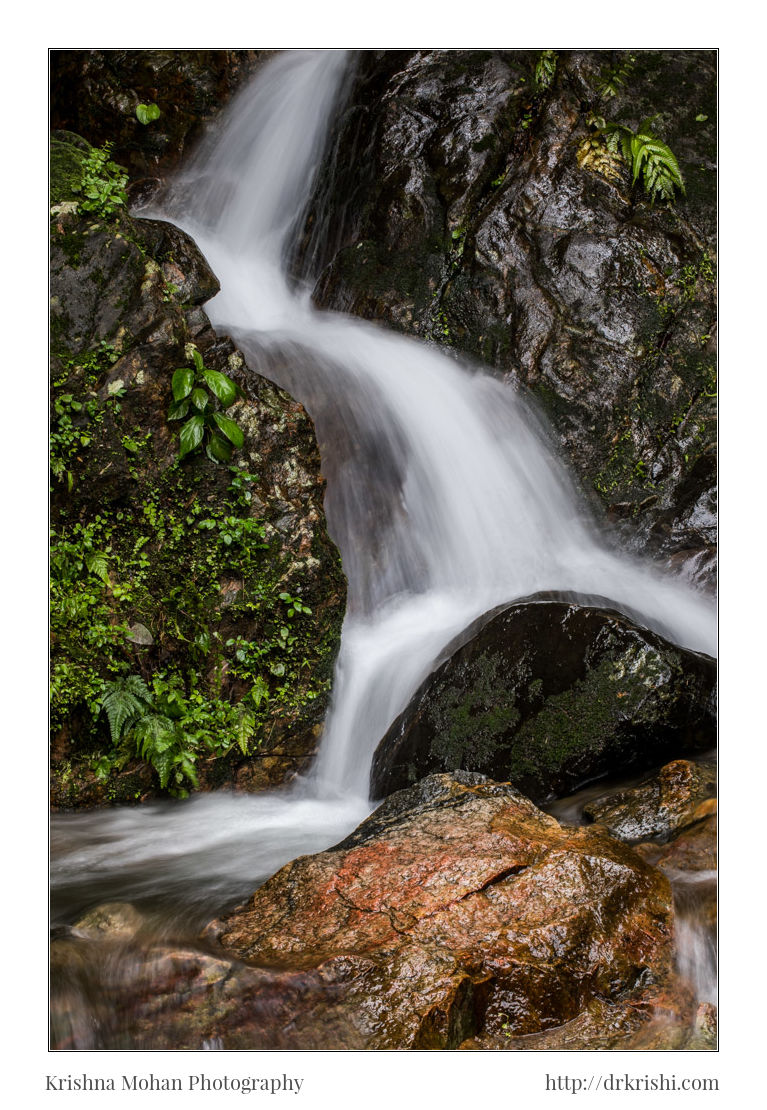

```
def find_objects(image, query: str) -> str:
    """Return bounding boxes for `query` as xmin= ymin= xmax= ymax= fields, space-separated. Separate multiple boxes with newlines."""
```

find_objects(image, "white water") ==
xmin=51 ymin=50 xmax=716 ymax=924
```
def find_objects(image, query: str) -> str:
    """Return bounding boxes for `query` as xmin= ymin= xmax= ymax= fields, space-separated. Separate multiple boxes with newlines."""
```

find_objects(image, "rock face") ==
xmin=583 ymin=757 xmax=716 ymax=842
xmin=371 ymin=595 xmax=716 ymax=804
xmin=50 ymin=773 xmax=694 ymax=1050
xmin=50 ymin=51 xmax=270 ymax=192
xmin=301 ymin=50 xmax=716 ymax=588
xmin=50 ymin=134 xmax=346 ymax=806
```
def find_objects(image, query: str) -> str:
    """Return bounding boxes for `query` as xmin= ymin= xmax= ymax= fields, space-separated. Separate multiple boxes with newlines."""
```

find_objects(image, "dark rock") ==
xmin=583 ymin=757 xmax=716 ymax=842
xmin=50 ymin=51 xmax=272 ymax=187
xmin=371 ymin=595 xmax=716 ymax=804
xmin=302 ymin=50 xmax=717 ymax=586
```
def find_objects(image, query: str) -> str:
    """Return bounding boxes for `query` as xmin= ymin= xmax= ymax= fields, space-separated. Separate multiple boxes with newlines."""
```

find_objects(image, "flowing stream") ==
xmin=50 ymin=50 xmax=717 ymax=1041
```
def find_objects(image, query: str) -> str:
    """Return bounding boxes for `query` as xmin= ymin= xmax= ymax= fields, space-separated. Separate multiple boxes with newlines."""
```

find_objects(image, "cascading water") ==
xmin=51 ymin=50 xmax=716 ymax=1030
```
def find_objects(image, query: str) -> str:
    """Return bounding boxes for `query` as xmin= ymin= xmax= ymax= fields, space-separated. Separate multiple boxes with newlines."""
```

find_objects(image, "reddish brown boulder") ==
xmin=207 ymin=773 xmax=687 ymax=1048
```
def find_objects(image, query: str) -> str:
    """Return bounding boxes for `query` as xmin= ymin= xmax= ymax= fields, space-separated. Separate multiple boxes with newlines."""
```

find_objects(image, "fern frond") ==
xmin=85 ymin=550 xmax=110 ymax=584
xmin=132 ymin=713 xmax=177 ymax=760
xmin=596 ymin=53 xmax=636 ymax=100
xmin=576 ymin=134 xmax=624 ymax=183
xmin=152 ymin=748 xmax=175 ymax=790
xmin=534 ymin=51 xmax=557 ymax=91
xmin=585 ymin=118 xmax=684 ymax=204
xmin=234 ymin=705 xmax=257 ymax=756
xmin=101 ymin=675 xmax=151 ymax=743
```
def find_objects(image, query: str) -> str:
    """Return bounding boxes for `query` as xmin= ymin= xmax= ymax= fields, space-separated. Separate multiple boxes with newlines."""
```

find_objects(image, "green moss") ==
xmin=509 ymin=646 xmax=670 ymax=785
xmin=50 ymin=137 xmax=90 ymax=206
xmin=424 ymin=655 xmax=521 ymax=771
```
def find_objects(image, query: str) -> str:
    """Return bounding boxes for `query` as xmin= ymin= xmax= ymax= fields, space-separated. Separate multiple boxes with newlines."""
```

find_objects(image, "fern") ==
xmin=578 ymin=114 xmax=684 ymax=204
xmin=596 ymin=53 xmax=636 ymax=100
xmin=534 ymin=51 xmax=557 ymax=91
xmin=101 ymin=675 xmax=151 ymax=743
xmin=576 ymin=132 xmax=623 ymax=183
xmin=234 ymin=705 xmax=257 ymax=756
xmin=603 ymin=118 xmax=685 ymax=204
xmin=84 ymin=550 xmax=110 ymax=585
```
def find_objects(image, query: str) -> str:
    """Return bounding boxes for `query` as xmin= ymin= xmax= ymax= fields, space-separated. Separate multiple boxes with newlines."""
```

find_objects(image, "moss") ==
xmin=509 ymin=645 xmax=672 ymax=788
xmin=50 ymin=137 xmax=90 ymax=206
xmin=424 ymin=655 xmax=521 ymax=771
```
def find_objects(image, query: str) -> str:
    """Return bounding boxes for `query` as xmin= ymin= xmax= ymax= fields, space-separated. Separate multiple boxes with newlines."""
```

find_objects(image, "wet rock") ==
xmin=73 ymin=902 xmax=146 ymax=941
xmin=637 ymin=807 xmax=717 ymax=876
xmin=583 ymin=758 xmax=716 ymax=842
xmin=188 ymin=773 xmax=687 ymax=1050
xmin=304 ymin=50 xmax=717 ymax=586
xmin=371 ymin=595 xmax=716 ymax=804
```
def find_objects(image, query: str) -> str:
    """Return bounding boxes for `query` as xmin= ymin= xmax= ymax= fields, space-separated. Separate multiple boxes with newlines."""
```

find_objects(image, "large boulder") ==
xmin=50 ymin=135 xmax=346 ymax=806
xmin=371 ymin=595 xmax=716 ymax=804
xmin=51 ymin=773 xmax=696 ymax=1049
xmin=301 ymin=50 xmax=716 ymax=588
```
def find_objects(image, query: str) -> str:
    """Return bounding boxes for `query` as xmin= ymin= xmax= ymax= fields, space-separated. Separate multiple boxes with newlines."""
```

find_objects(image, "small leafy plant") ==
xmin=534 ymin=51 xmax=557 ymax=91
xmin=602 ymin=117 xmax=685 ymax=204
xmin=168 ymin=347 xmax=245 ymax=463
xmin=595 ymin=54 xmax=636 ymax=101
xmin=577 ymin=115 xmax=684 ymax=205
xmin=76 ymin=142 xmax=128 ymax=217
xmin=99 ymin=672 xmax=260 ymax=794
xmin=136 ymin=103 xmax=161 ymax=125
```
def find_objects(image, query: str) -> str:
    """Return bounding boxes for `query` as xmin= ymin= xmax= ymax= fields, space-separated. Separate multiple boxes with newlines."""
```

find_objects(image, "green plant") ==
xmin=168 ymin=347 xmax=245 ymax=463
xmin=578 ymin=116 xmax=684 ymax=204
xmin=534 ymin=51 xmax=557 ymax=91
xmin=101 ymin=674 xmax=199 ymax=792
xmin=602 ymin=118 xmax=685 ymax=204
xmin=596 ymin=54 xmax=636 ymax=100
xmin=98 ymin=671 xmax=265 ymax=794
xmin=76 ymin=142 xmax=128 ymax=217
xmin=136 ymin=103 xmax=161 ymax=125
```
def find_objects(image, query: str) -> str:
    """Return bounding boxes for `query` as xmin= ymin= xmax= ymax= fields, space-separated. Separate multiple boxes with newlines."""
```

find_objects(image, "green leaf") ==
xmin=168 ymin=398 xmax=190 ymax=421
xmin=191 ymin=388 xmax=209 ymax=411
xmin=695 ymin=113 xmax=708 ymax=122
xmin=85 ymin=551 xmax=110 ymax=584
xmin=136 ymin=103 xmax=161 ymax=125
xmin=179 ymin=415 xmax=205 ymax=458
xmin=203 ymin=367 xmax=238 ymax=407
xmin=154 ymin=749 xmax=174 ymax=789
xmin=206 ymin=433 xmax=232 ymax=464
xmin=212 ymin=412 xmax=244 ymax=448
xmin=172 ymin=367 xmax=194 ymax=401
xmin=250 ymin=675 xmax=269 ymax=707
xmin=192 ymin=348 xmax=205 ymax=373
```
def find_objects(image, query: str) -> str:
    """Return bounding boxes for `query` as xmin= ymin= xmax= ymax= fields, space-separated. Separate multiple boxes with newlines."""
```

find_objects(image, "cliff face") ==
xmin=299 ymin=50 xmax=716 ymax=589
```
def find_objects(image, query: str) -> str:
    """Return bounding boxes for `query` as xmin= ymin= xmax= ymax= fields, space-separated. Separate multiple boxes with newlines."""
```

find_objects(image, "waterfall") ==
xmin=51 ymin=49 xmax=716 ymax=921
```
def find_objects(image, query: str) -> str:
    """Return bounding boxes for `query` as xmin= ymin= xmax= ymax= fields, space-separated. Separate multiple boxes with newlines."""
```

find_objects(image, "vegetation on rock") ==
xmin=50 ymin=133 xmax=346 ymax=805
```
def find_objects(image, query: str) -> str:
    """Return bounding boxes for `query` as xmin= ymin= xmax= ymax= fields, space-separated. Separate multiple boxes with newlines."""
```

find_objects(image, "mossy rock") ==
xmin=371 ymin=593 xmax=715 ymax=804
